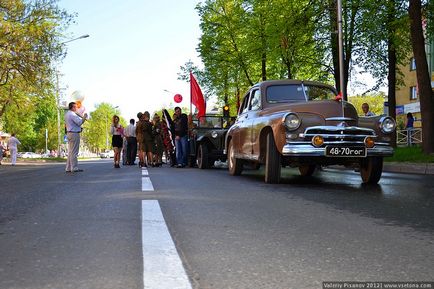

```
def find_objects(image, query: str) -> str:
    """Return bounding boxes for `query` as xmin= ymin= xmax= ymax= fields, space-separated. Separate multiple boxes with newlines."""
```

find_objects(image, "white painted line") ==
xmin=142 ymin=200 xmax=192 ymax=289
xmin=142 ymin=177 xmax=154 ymax=191
xmin=142 ymin=169 xmax=149 ymax=176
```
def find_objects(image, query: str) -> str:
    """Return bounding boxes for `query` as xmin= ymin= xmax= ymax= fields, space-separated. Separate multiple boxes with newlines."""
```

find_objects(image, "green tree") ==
xmin=82 ymin=103 xmax=123 ymax=152
xmin=195 ymin=0 xmax=329 ymax=111
xmin=0 ymin=0 xmax=74 ymax=151
xmin=408 ymin=0 xmax=434 ymax=154
xmin=0 ymin=0 xmax=74 ymax=113
xmin=1 ymin=83 xmax=58 ymax=151
xmin=348 ymin=93 xmax=387 ymax=116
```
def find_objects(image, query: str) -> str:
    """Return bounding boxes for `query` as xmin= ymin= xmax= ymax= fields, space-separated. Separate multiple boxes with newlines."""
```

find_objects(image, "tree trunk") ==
xmin=408 ymin=0 xmax=434 ymax=154
xmin=328 ymin=0 xmax=340 ymax=92
xmin=283 ymin=58 xmax=292 ymax=79
xmin=261 ymin=51 xmax=267 ymax=81
xmin=387 ymin=0 xmax=397 ymax=147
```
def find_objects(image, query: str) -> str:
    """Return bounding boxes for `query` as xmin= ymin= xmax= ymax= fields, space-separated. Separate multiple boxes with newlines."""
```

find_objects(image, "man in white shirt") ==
xmin=362 ymin=103 xmax=375 ymax=117
xmin=65 ymin=102 xmax=88 ymax=172
xmin=124 ymin=119 xmax=137 ymax=165
xmin=7 ymin=133 xmax=21 ymax=166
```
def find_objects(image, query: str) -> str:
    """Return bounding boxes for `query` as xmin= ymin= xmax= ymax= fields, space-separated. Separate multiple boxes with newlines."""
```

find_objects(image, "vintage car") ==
xmin=189 ymin=115 xmax=231 ymax=169
xmin=224 ymin=80 xmax=395 ymax=184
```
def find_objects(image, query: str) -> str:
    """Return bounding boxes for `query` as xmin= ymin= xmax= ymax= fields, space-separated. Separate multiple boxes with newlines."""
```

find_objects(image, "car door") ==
xmin=239 ymin=89 xmax=261 ymax=158
xmin=248 ymin=89 xmax=262 ymax=158
xmin=237 ymin=92 xmax=253 ymax=158
xmin=229 ymin=92 xmax=250 ymax=157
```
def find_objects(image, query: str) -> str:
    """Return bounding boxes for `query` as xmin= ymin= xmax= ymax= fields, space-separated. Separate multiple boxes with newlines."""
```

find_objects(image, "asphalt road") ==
xmin=0 ymin=160 xmax=433 ymax=289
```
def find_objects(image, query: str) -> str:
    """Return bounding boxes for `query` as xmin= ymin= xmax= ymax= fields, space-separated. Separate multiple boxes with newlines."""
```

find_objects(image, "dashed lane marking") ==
xmin=141 ymin=170 xmax=192 ymax=289
xmin=141 ymin=168 xmax=154 ymax=191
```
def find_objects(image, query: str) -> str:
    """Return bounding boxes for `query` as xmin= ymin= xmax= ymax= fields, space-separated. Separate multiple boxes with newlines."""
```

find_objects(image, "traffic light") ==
xmin=223 ymin=104 xmax=230 ymax=117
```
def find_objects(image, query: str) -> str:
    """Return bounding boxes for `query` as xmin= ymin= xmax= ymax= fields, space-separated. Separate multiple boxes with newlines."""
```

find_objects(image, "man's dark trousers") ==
xmin=127 ymin=137 xmax=137 ymax=165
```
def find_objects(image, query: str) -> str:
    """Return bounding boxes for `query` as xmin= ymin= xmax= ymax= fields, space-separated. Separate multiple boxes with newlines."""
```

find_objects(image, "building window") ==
xmin=410 ymin=86 xmax=418 ymax=100
xmin=410 ymin=57 xmax=416 ymax=71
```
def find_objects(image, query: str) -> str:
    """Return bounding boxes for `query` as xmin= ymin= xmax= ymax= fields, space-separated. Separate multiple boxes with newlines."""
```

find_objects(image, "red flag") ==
xmin=334 ymin=91 xmax=343 ymax=101
xmin=190 ymin=72 xmax=206 ymax=118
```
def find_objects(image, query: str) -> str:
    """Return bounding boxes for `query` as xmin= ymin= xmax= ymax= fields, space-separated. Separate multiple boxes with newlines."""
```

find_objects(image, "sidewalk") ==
xmin=383 ymin=162 xmax=434 ymax=175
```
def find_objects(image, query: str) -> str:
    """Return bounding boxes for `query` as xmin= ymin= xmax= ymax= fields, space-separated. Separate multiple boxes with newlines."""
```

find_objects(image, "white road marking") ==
xmin=142 ymin=168 xmax=149 ymax=176
xmin=142 ymin=176 xmax=154 ymax=191
xmin=141 ymin=200 xmax=192 ymax=289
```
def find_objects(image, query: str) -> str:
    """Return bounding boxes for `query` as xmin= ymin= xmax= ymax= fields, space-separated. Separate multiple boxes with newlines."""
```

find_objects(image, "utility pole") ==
xmin=45 ymin=128 xmax=48 ymax=154
xmin=56 ymin=73 xmax=61 ymax=156
xmin=56 ymin=34 xmax=90 ymax=157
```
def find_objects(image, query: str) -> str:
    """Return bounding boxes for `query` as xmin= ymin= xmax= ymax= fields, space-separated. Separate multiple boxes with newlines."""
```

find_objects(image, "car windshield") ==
xmin=266 ymin=84 xmax=336 ymax=103
xmin=197 ymin=116 xmax=222 ymax=128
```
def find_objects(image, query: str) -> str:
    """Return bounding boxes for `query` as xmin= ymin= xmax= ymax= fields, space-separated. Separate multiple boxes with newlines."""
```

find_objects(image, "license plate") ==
xmin=325 ymin=146 xmax=366 ymax=157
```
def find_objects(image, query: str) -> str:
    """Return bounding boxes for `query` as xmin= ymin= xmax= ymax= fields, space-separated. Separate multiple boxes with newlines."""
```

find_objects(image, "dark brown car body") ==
xmin=225 ymin=80 xmax=395 ymax=184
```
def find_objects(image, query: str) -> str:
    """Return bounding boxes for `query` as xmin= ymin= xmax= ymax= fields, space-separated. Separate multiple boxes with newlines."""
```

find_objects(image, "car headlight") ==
xmin=283 ymin=113 xmax=301 ymax=131
xmin=211 ymin=131 xmax=218 ymax=138
xmin=379 ymin=116 xmax=396 ymax=134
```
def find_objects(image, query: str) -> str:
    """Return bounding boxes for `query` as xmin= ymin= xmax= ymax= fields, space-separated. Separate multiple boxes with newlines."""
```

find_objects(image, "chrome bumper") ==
xmin=281 ymin=144 xmax=394 ymax=157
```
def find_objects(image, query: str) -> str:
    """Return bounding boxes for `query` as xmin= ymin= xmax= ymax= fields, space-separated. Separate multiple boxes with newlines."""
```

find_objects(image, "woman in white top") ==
xmin=7 ymin=133 xmax=21 ymax=166
xmin=110 ymin=115 xmax=124 ymax=168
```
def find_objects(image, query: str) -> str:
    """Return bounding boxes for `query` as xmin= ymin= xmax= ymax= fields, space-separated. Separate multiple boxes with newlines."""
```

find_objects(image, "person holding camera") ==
xmin=65 ymin=102 xmax=88 ymax=173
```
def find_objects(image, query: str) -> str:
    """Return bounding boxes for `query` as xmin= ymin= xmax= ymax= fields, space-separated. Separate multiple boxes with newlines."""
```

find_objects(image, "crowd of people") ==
xmin=108 ymin=106 xmax=189 ymax=169
xmin=62 ymin=100 xmax=192 ymax=172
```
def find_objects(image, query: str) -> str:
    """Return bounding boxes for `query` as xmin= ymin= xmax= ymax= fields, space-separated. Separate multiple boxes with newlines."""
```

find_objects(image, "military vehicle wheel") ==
xmin=197 ymin=143 xmax=211 ymax=169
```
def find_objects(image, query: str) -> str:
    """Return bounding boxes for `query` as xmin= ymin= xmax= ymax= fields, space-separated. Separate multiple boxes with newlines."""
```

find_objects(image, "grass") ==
xmin=385 ymin=146 xmax=434 ymax=163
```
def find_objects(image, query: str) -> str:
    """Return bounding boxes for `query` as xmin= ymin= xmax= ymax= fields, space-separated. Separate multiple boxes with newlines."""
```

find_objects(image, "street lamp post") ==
xmin=62 ymin=34 xmax=89 ymax=44
xmin=56 ymin=73 xmax=62 ymax=156
xmin=56 ymin=34 xmax=90 ymax=157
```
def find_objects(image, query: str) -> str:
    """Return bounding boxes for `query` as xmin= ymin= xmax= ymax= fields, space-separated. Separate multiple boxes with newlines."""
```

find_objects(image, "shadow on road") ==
xmin=239 ymin=167 xmax=434 ymax=235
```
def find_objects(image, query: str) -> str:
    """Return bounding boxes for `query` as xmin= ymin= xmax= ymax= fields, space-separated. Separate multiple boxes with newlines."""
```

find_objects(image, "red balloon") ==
xmin=174 ymin=94 xmax=183 ymax=103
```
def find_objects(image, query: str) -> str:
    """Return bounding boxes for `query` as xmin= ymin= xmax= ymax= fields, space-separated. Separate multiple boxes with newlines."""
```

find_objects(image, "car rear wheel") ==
xmin=197 ymin=143 xmax=211 ymax=169
xmin=228 ymin=139 xmax=243 ymax=176
xmin=265 ymin=132 xmax=281 ymax=184
xmin=360 ymin=157 xmax=383 ymax=184
xmin=299 ymin=164 xmax=316 ymax=176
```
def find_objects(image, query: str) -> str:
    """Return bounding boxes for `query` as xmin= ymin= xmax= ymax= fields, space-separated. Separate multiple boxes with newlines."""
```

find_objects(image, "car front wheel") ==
xmin=264 ymin=132 xmax=281 ymax=184
xmin=228 ymin=139 xmax=243 ymax=176
xmin=360 ymin=157 xmax=383 ymax=184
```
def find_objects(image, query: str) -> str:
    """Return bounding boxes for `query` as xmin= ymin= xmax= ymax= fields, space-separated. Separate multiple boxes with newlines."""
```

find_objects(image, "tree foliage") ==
xmin=190 ymin=0 xmax=413 ymax=111
xmin=82 ymin=103 xmax=124 ymax=152
xmin=193 ymin=0 xmax=329 ymax=113
xmin=348 ymin=92 xmax=387 ymax=116
xmin=0 ymin=0 xmax=74 ymax=151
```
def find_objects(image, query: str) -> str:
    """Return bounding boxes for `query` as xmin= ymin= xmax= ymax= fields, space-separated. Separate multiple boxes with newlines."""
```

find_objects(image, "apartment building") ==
xmin=395 ymin=37 xmax=434 ymax=130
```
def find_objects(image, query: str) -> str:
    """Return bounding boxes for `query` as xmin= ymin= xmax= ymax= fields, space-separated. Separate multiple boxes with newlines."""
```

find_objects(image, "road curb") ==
xmin=383 ymin=162 xmax=434 ymax=175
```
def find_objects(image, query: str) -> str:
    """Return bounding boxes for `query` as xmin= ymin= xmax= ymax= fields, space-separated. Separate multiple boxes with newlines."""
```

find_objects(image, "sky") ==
xmin=57 ymin=0 xmax=380 ymax=121
xmin=58 ymin=0 xmax=203 ymax=120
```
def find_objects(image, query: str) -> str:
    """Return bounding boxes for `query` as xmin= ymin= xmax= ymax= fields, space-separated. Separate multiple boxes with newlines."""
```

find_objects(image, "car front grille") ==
xmin=302 ymin=126 xmax=375 ymax=143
